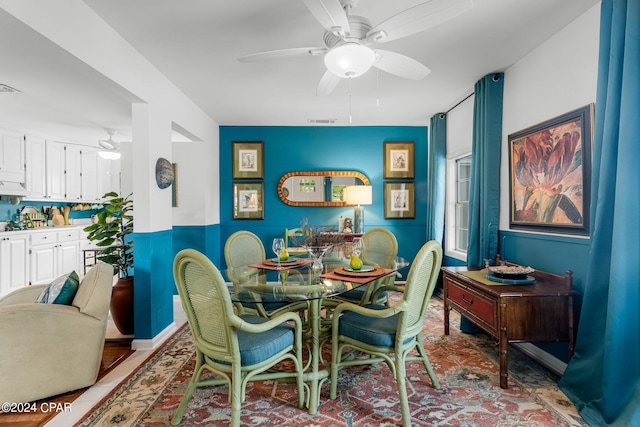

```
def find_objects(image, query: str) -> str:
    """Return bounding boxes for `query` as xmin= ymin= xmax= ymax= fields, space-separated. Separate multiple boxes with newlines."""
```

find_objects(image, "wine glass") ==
xmin=352 ymin=239 xmax=363 ymax=257
xmin=272 ymin=238 xmax=285 ymax=269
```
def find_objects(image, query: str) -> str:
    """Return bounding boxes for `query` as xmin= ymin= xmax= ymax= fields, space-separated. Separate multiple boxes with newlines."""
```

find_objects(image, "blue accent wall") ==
xmin=132 ymin=224 xmax=221 ymax=337
xmin=499 ymin=230 xmax=589 ymax=294
xmin=499 ymin=229 xmax=589 ymax=361
xmin=219 ymin=126 xmax=429 ymax=268
xmin=172 ymin=224 xmax=221 ymax=269
xmin=132 ymin=230 xmax=174 ymax=339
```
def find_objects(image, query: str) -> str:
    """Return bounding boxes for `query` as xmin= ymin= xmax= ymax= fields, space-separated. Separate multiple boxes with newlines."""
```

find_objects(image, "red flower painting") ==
xmin=509 ymin=105 xmax=592 ymax=234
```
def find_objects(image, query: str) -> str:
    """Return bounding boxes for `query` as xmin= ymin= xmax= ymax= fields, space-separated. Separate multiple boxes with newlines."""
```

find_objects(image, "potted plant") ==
xmin=84 ymin=192 xmax=134 ymax=335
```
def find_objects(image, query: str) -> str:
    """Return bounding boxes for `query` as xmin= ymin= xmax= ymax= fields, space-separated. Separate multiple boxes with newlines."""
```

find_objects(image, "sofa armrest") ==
xmin=0 ymin=285 xmax=47 ymax=307
xmin=0 ymin=303 xmax=108 ymax=403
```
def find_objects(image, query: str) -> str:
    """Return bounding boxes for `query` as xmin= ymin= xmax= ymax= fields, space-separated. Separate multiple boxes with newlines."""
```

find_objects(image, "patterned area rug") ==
xmin=76 ymin=297 xmax=587 ymax=426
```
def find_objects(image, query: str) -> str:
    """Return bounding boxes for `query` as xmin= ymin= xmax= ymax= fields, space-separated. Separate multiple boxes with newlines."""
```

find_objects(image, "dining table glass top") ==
xmin=221 ymin=253 xmax=410 ymax=303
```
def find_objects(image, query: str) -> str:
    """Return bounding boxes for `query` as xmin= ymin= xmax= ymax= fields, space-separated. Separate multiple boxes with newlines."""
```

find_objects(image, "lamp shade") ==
xmin=344 ymin=185 xmax=372 ymax=205
xmin=324 ymin=43 xmax=376 ymax=78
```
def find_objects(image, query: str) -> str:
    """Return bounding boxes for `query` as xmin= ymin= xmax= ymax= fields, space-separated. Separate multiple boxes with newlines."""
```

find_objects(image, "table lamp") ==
xmin=344 ymin=185 xmax=372 ymax=234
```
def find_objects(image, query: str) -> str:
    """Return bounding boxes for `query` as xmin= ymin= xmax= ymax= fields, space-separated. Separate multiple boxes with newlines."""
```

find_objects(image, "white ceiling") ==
xmin=0 ymin=0 xmax=598 ymax=145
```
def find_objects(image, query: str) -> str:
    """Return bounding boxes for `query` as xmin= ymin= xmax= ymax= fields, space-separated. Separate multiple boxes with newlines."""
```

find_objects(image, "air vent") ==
xmin=0 ymin=84 xmax=20 ymax=93
xmin=307 ymin=118 xmax=337 ymax=125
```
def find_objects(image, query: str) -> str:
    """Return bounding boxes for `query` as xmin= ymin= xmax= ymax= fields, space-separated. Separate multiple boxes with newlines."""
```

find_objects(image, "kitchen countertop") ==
xmin=0 ymin=220 xmax=92 ymax=233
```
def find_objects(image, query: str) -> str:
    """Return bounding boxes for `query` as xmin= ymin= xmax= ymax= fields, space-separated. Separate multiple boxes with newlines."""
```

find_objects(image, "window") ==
xmin=455 ymin=156 xmax=471 ymax=251
xmin=446 ymin=153 xmax=472 ymax=261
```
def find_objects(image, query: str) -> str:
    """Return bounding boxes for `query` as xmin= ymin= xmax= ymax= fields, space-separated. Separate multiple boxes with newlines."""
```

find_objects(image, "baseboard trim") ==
xmin=131 ymin=322 xmax=178 ymax=351
xmin=512 ymin=342 xmax=567 ymax=376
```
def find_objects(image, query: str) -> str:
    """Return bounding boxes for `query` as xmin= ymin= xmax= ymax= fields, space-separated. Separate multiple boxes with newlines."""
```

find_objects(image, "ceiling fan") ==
xmin=98 ymin=129 xmax=121 ymax=160
xmin=238 ymin=0 xmax=473 ymax=95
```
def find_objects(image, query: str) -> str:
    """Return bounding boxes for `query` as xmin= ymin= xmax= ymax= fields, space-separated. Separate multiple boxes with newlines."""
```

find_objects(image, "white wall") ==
xmin=172 ymin=141 xmax=219 ymax=226
xmin=1 ymin=0 xmax=220 ymax=231
xmin=447 ymin=95 xmax=475 ymax=157
xmin=500 ymin=4 xmax=600 ymax=230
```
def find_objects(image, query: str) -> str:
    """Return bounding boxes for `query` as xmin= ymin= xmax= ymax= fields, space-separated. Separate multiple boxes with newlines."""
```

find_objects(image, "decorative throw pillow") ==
xmin=35 ymin=271 xmax=80 ymax=305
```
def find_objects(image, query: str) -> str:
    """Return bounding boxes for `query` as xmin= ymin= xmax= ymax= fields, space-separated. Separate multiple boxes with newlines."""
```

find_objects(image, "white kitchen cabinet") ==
xmin=30 ymin=231 xmax=57 ymax=284
xmin=0 ymin=130 xmax=25 ymax=183
xmin=43 ymin=142 xmax=114 ymax=202
xmin=45 ymin=141 xmax=65 ymax=199
xmin=57 ymin=229 xmax=81 ymax=274
xmin=65 ymin=144 xmax=82 ymax=201
xmin=81 ymin=150 xmax=98 ymax=201
xmin=24 ymin=136 xmax=46 ymax=199
xmin=29 ymin=229 xmax=80 ymax=285
xmin=0 ymin=232 xmax=30 ymax=296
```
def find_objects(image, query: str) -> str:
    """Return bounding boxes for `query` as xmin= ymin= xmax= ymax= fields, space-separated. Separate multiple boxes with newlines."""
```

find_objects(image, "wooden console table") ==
xmin=442 ymin=264 xmax=579 ymax=388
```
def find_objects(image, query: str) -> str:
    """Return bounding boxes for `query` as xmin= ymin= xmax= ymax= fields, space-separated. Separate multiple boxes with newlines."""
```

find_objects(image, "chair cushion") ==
xmin=338 ymin=304 xmax=412 ymax=348
xmin=35 ymin=271 xmax=80 ymax=305
xmin=236 ymin=315 xmax=294 ymax=366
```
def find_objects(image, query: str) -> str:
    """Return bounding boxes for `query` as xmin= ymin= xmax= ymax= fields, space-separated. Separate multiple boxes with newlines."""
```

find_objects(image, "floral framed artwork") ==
xmin=509 ymin=104 xmax=593 ymax=234
xmin=232 ymin=141 xmax=264 ymax=179
xmin=384 ymin=141 xmax=414 ymax=179
xmin=233 ymin=182 xmax=264 ymax=220
xmin=384 ymin=182 xmax=415 ymax=219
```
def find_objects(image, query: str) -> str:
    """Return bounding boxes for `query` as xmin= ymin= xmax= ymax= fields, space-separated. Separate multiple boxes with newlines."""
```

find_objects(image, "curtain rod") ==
xmin=445 ymin=92 xmax=474 ymax=115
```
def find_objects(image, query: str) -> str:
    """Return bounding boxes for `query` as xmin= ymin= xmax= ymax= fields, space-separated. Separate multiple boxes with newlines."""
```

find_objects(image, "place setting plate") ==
xmin=334 ymin=265 xmax=384 ymax=277
xmin=269 ymin=257 xmax=299 ymax=263
xmin=264 ymin=257 xmax=300 ymax=266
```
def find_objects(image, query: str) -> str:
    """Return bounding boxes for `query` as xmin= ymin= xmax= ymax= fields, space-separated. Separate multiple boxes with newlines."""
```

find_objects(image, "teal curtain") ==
xmin=559 ymin=1 xmax=640 ymax=425
xmin=466 ymin=73 xmax=504 ymax=267
xmin=461 ymin=73 xmax=503 ymax=333
xmin=426 ymin=113 xmax=447 ymax=243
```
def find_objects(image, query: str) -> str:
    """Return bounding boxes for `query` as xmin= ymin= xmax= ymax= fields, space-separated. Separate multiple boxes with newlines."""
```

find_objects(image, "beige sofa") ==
xmin=0 ymin=262 xmax=114 ymax=403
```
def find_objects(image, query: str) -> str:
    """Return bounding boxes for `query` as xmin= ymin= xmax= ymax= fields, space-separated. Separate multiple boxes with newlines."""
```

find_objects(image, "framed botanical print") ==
xmin=233 ymin=182 xmax=264 ymax=220
xmin=384 ymin=141 xmax=414 ymax=179
xmin=384 ymin=182 xmax=415 ymax=219
xmin=232 ymin=141 xmax=264 ymax=179
xmin=508 ymin=104 xmax=593 ymax=235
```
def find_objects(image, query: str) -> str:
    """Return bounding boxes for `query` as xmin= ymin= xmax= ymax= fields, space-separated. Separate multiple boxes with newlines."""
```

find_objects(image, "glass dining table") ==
xmin=221 ymin=252 xmax=410 ymax=415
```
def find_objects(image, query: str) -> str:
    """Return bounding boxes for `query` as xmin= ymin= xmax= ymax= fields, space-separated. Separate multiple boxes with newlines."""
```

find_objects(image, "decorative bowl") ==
xmin=488 ymin=265 xmax=535 ymax=279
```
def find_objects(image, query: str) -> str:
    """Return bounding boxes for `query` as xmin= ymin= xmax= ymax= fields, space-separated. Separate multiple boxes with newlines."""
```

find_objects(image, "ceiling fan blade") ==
xmin=317 ymin=70 xmax=342 ymax=96
xmin=366 ymin=0 xmax=473 ymax=44
xmin=238 ymin=47 xmax=326 ymax=63
xmin=373 ymin=50 xmax=431 ymax=80
xmin=98 ymin=140 xmax=116 ymax=150
xmin=304 ymin=0 xmax=350 ymax=36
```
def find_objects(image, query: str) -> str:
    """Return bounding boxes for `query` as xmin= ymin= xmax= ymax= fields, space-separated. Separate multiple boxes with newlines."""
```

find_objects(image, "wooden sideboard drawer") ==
xmin=447 ymin=280 xmax=496 ymax=331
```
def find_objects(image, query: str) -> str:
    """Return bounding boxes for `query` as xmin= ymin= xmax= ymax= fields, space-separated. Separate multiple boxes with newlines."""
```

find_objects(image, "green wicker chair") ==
xmin=329 ymin=240 xmax=443 ymax=427
xmin=284 ymin=227 xmax=311 ymax=256
xmin=171 ymin=249 xmax=305 ymax=427
xmin=330 ymin=227 xmax=399 ymax=306
xmin=224 ymin=230 xmax=308 ymax=318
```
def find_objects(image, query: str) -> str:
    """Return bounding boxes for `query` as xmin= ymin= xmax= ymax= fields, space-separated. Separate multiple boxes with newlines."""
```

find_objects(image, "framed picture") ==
xmin=232 ymin=141 xmax=264 ymax=179
xmin=384 ymin=182 xmax=415 ymax=219
xmin=508 ymin=104 xmax=593 ymax=234
xmin=171 ymin=163 xmax=178 ymax=207
xmin=233 ymin=182 xmax=264 ymax=220
xmin=384 ymin=141 xmax=414 ymax=179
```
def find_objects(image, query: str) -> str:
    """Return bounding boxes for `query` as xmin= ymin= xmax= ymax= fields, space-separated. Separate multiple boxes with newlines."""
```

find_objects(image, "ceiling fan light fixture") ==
xmin=98 ymin=130 xmax=121 ymax=160
xmin=324 ymin=43 xmax=376 ymax=78
xmin=98 ymin=150 xmax=121 ymax=160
